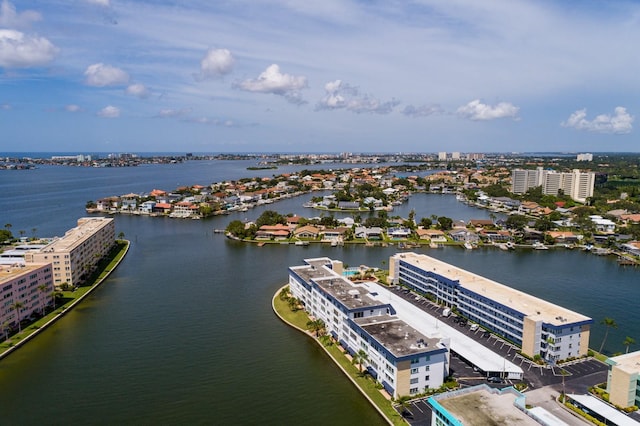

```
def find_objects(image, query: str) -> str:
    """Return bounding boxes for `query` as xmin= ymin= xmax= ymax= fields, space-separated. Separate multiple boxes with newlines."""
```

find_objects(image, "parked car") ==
xmin=470 ymin=324 xmax=479 ymax=332
xmin=487 ymin=376 xmax=503 ymax=383
xmin=482 ymin=331 xmax=491 ymax=338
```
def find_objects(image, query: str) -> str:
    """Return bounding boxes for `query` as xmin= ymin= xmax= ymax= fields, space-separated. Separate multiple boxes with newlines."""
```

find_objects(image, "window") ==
xmin=410 ymin=387 xmax=419 ymax=394
xmin=425 ymin=375 xmax=430 ymax=381
xmin=411 ymin=368 xmax=419 ymax=374
xmin=353 ymin=311 xmax=363 ymax=318
xmin=411 ymin=358 xmax=420 ymax=365
xmin=425 ymin=365 xmax=430 ymax=371
xmin=410 ymin=378 xmax=419 ymax=384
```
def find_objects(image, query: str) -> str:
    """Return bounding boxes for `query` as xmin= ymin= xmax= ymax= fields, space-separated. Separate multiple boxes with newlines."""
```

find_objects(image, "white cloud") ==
xmin=65 ymin=104 xmax=80 ymax=112
xmin=84 ymin=63 xmax=129 ymax=87
xmin=86 ymin=0 xmax=110 ymax=6
xmin=126 ymin=83 xmax=149 ymax=98
xmin=562 ymin=107 xmax=633 ymax=134
xmin=402 ymin=104 xmax=444 ymax=118
xmin=456 ymin=99 xmax=520 ymax=121
xmin=198 ymin=48 xmax=234 ymax=79
xmin=0 ymin=29 xmax=57 ymax=68
xmin=316 ymin=79 xmax=399 ymax=114
xmin=1 ymin=103 xmax=10 ymax=110
xmin=97 ymin=105 xmax=120 ymax=118
xmin=0 ymin=1 xmax=41 ymax=28
xmin=235 ymin=64 xmax=307 ymax=104
xmin=156 ymin=108 xmax=192 ymax=118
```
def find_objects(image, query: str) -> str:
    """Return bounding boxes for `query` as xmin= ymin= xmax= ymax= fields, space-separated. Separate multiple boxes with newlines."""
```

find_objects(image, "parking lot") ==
xmin=390 ymin=285 xmax=608 ymax=391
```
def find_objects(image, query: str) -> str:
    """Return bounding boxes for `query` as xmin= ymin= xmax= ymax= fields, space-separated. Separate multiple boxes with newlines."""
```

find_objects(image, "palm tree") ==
xmin=4 ymin=223 xmax=11 ymax=232
xmin=599 ymin=317 xmax=618 ymax=354
xmin=352 ymin=349 xmax=369 ymax=374
xmin=38 ymin=284 xmax=49 ymax=315
xmin=1 ymin=321 xmax=11 ymax=341
xmin=287 ymin=297 xmax=298 ymax=312
xmin=118 ymin=231 xmax=125 ymax=240
xmin=306 ymin=319 xmax=326 ymax=337
xmin=11 ymin=301 xmax=24 ymax=333
xmin=623 ymin=336 xmax=636 ymax=354
xmin=31 ymin=227 xmax=37 ymax=240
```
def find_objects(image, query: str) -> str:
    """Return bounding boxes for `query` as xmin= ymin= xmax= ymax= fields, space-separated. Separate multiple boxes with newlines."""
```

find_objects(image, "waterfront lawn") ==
xmin=273 ymin=289 xmax=405 ymax=425
xmin=0 ymin=241 xmax=129 ymax=355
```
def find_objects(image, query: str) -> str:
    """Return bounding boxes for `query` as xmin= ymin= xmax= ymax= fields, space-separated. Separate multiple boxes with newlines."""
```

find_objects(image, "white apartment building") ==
xmin=511 ymin=167 xmax=595 ymax=203
xmin=0 ymin=263 xmax=54 ymax=330
xmin=389 ymin=252 xmax=592 ymax=362
xmin=288 ymin=257 xmax=449 ymax=398
xmin=577 ymin=153 xmax=593 ymax=161
xmin=25 ymin=217 xmax=116 ymax=287
xmin=438 ymin=152 xmax=447 ymax=161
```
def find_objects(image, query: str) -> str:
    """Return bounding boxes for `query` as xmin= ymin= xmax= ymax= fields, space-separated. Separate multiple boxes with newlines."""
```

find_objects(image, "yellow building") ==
xmin=606 ymin=351 xmax=640 ymax=408
xmin=25 ymin=217 xmax=115 ymax=288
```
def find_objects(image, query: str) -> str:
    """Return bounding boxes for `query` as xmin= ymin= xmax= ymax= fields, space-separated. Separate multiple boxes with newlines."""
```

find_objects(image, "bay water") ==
xmin=0 ymin=160 xmax=637 ymax=424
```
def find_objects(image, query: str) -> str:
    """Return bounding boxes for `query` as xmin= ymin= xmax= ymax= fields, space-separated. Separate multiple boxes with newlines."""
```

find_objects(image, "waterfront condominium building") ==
xmin=0 ymin=262 xmax=54 ymax=330
xmin=510 ymin=167 xmax=595 ymax=203
xmin=288 ymin=257 xmax=449 ymax=398
xmin=606 ymin=351 xmax=640 ymax=408
xmin=389 ymin=252 xmax=592 ymax=362
xmin=25 ymin=217 xmax=116 ymax=288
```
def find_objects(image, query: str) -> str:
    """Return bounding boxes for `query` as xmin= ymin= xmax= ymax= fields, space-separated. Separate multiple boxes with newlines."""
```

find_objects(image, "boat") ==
xmin=464 ymin=242 xmax=474 ymax=250
xmin=532 ymin=242 xmax=549 ymax=250
xmin=505 ymin=242 xmax=515 ymax=250
xmin=294 ymin=240 xmax=309 ymax=246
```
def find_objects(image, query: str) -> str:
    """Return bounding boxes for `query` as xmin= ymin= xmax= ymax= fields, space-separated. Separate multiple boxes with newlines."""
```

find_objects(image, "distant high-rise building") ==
xmin=438 ymin=152 xmax=447 ymax=161
xmin=511 ymin=168 xmax=595 ymax=203
xmin=576 ymin=153 xmax=593 ymax=162
xmin=451 ymin=152 xmax=460 ymax=160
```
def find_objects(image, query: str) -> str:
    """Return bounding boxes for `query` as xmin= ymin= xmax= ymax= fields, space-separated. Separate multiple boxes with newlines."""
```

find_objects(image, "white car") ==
xmin=470 ymin=324 xmax=479 ymax=332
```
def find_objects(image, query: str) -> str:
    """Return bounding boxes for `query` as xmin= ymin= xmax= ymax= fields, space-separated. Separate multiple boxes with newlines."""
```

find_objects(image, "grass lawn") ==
xmin=273 ymin=287 xmax=406 ymax=425
xmin=0 ymin=240 xmax=129 ymax=355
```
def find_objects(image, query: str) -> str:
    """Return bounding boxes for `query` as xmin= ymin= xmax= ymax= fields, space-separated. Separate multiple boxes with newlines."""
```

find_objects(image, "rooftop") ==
xmin=354 ymin=314 xmax=441 ymax=357
xmin=607 ymin=351 xmax=640 ymax=375
xmin=394 ymin=252 xmax=591 ymax=326
xmin=314 ymin=276 xmax=382 ymax=311
xmin=433 ymin=386 xmax=539 ymax=426
xmin=38 ymin=217 xmax=113 ymax=254
xmin=0 ymin=263 xmax=49 ymax=283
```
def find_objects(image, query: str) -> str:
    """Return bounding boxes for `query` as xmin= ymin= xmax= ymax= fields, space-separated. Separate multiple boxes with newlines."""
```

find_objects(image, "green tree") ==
xmin=117 ymin=231 xmax=125 ymax=240
xmin=11 ymin=301 xmax=24 ymax=333
xmin=37 ymin=284 xmax=49 ymax=315
xmin=419 ymin=217 xmax=432 ymax=228
xmin=599 ymin=317 xmax=618 ymax=354
xmin=256 ymin=210 xmax=286 ymax=227
xmin=306 ymin=319 xmax=326 ymax=337
xmin=623 ymin=336 xmax=636 ymax=354
xmin=0 ymin=229 xmax=12 ymax=243
xmin=352 ymin=349 xmax=369 ymax=374
xmin=437 ymin=216 xmax=453 ymax=230
xmin=505 ymin=214 xmax=528 ymax=231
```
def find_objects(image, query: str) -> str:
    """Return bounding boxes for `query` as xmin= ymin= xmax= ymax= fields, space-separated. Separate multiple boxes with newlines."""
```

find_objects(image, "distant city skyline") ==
xmin=1 ymin=1 xmax=638 ymax=153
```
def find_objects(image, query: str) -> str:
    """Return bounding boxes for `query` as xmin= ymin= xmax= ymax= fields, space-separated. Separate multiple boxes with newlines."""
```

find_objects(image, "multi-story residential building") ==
xmin=389 ymin=252 xmax=592 ymax=362
xmin=288 ymin=257 xmax=449 ymax=398
xmin=0 ymin=263 xmax=54 ymax=330
xmin=577 ymin=153 xmax=593 ymax=162
xmin=510 ymin=168 xmax=595 ymax=203
xmin=429 ymin=385 xmax=547 ymax=426
xmin=606 ymin=351 xmax=640 ymax=408
xmin=25 ymin=217 xmax=115 ymax=288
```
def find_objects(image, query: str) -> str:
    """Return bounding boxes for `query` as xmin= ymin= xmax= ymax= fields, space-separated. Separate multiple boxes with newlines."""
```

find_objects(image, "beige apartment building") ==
xmin=606 ymin=351 xmax=640 ymax=408
xmin=25 ymin=217 xmax=116 ymax=288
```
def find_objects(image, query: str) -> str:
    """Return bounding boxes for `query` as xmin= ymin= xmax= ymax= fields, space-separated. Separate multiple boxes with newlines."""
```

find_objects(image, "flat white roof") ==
xmin=394 ymin=252 xmax=591 ymax=327
xmin=608 ymin=351 xmax=640 ymax=375
xmin=568 ymin=394 xmax=640 ymax=426
xmin=362 ymin=281 xmax=523 ymax=377
xmin=527 ymin=407 xmax=569 ymax=426
xmin=40 ymin=217 xmax=113 ymax=253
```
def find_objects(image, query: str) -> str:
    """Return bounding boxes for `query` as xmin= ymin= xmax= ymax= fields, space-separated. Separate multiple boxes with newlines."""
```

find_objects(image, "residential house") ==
xmin=354 ymin=226 xmax=383 ymax=240
xmin=293 ymin=225 xmax=320 ymax=239
xmin=256 ymin=224 xmax=291 ymax=240
xmin=320 ymin=227 xmax=349 ymax=241
xmin=386 ymin=227 xmax=412 ymax=239
xmin=416 ymin=229 xmax=447 ymax=242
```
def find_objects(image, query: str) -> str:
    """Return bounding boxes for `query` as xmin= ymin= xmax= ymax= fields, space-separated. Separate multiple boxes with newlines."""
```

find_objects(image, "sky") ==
xmin=1 ymin=0 xmax=639 ymax=153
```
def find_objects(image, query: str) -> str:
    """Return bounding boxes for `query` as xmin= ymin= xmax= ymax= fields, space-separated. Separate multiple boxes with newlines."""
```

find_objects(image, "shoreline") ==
xmin=271 ymin=285 xmax=397 ymax=426
xmin=0 ymin=240 xmax=131 ymax=361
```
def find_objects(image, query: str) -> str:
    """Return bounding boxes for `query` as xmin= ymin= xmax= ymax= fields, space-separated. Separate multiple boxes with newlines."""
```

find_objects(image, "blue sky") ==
xmin=1 ymin=0 xmax=639 ymax=153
